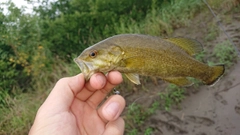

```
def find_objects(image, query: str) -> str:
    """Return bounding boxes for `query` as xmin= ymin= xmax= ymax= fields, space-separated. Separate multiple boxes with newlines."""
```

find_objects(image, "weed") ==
xmin=0 ymin=92 xmax=43 ymax=134
xmin=207 ymin=60 xmax=216 ymax=67
xmin=126 ymin=103 xmax=146 ymax=126
xmin=189 ymin=77 xmax=202 ymax=88
xmin=147 ymin=101 xmax=160 ymax=114
xmin=159 ymin=84 xmax=185 ymax=111
xmin=144 ymin=127 xmax=154 ymax=135
xmin=115 ymin=0 xmax=203 ymax=36
xmin=0 ymin=90 xmax=9 ymax=107
xmin=127 ymin=129 xmax=138 ymax=135
xmin=195 ymin=50 xmax=207 ymax=62
xmin=212 ymin=41 xmax=238 ymax=68
xmin=204 ymin=23 xmax=219 ymax=41
xmin=125 ymin=100 xmax=160 ymax=134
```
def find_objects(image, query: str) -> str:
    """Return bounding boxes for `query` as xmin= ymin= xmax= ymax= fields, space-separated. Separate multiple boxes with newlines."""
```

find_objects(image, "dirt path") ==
xmin=147 ymin=62 xmax=240 ymax=135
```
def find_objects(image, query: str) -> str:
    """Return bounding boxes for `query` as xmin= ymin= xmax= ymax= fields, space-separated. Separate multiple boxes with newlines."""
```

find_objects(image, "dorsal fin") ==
xmin=164 ymin=37 xmax=203 ymax=56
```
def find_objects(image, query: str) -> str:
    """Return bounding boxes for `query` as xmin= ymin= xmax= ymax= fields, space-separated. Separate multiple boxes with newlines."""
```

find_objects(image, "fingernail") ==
xmin=105 ymin=102 xmax=120 ymax=119
xmin=96 ymin=74 xmax=105 ymax=87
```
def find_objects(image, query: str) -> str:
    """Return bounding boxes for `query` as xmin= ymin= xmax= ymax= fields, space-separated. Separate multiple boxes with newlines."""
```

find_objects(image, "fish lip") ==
xmin=74 ymin=58 xmax=95 ymax=80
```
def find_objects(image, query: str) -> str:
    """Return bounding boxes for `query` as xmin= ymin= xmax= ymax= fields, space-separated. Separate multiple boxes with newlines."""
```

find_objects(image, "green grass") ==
xmin=212 ymin=41 xmax=238 ymax=68
xmin=204 ymin=23 xmax=219 ymax=41
xmin=144 ymin=127 xmax=154 ymax=135
xmin=124 ymin=101 xmax=160 ymax=135
xmin=0 ymin=92 xmax=43 ymax=134
xmin=115 ymin=0 xmax=203 ymax=36
xmin=195 ymin=50 xmax=207 ymax=62
xmin=159 ymin=84 xmax=186 ymax=111
xmin=206 ymin=41 xmax=238 ymax=71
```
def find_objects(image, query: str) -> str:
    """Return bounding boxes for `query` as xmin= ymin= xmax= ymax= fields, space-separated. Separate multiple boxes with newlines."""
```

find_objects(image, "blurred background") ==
xmin=0 ymin=0 xmax=240 ymax=134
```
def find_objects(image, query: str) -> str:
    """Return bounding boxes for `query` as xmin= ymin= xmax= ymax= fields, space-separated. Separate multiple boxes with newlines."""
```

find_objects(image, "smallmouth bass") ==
xmin=74 ymin=34 xmax=225 ymax=86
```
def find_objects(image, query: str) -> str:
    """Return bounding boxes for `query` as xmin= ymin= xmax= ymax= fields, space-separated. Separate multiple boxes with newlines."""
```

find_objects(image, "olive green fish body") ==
xmin=74 ymin=34 xmax=224 ymax=86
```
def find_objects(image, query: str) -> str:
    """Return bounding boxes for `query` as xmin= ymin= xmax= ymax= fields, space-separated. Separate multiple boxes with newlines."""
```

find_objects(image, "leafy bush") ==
xmin=36 ymin=0 xmax=167 ymax=60
xmin=0 ymin=3 xmax=51 ymax=107
xmin=0 ymin=37 xmax=28 ymax=107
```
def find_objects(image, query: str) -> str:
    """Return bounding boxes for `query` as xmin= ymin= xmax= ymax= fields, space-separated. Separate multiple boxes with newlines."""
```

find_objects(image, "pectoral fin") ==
xmin=125 ymin=73 xmax=141 ymax=85
xmin=163 ymin=77 xmax=193 ymax=86
xmin=164 ymin=37 xmax=203 ymax=56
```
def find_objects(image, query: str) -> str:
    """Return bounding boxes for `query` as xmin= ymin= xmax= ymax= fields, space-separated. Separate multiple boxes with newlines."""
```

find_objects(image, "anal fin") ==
xmin=163 ymin=77 xmax=193 ymax=86
xmin=125 ymin=73 xmax=141 ymax=85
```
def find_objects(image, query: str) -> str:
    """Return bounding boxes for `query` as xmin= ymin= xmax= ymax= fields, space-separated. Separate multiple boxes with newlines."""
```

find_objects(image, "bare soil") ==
xmin=123 ymin=6 xmax=240 ymax=135
xmin=145 ymin=62 xmax=240 ymax=135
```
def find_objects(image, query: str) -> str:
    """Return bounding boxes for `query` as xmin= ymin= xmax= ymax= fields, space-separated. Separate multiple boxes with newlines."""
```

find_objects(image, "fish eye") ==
xmin=89 ymin=50 xmax=98 ymax=58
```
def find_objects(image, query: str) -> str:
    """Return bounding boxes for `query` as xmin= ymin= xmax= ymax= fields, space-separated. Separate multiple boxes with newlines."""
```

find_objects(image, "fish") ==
xmin=74 ymin=34 xmax=225 ymax=86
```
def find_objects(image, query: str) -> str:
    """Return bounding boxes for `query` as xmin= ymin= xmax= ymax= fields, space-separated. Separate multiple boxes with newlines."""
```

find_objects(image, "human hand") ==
xmin=29 ymin=71 xmax=125 ymax=135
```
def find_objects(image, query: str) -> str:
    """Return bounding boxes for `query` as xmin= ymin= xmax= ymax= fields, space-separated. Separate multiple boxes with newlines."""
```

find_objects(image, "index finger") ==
xmin=85 ymin=71 xmax=123 ymax=109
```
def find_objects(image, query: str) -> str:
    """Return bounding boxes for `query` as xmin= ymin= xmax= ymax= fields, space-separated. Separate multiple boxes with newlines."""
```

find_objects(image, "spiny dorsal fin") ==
xmin=165 ymin=37 xmax=203 ymax=56
xmin=125 ymin=73 xmax=141 ymax=85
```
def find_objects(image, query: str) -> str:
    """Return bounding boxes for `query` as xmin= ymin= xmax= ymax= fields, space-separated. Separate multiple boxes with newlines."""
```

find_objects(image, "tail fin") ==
xmin=205 ymin=64 xmax=225 ymax=86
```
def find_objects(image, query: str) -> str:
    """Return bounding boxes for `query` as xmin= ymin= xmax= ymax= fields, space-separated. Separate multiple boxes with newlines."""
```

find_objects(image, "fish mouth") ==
xmin=74 ymin=58 xmax=95 ymax=80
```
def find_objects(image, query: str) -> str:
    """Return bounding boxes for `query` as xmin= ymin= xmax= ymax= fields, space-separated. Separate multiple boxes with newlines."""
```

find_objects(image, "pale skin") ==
xmin=29 ymin=71 xmax=125 ymax=135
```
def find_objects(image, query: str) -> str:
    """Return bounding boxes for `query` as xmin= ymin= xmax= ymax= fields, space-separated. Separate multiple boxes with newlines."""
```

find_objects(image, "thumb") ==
xmin=103 ymin=118 xmax=125 ymax=135
xmin=38 ymin=74 xmax=85 ymax=116
xmin=98 ymin=95 xmax=125 ymax=122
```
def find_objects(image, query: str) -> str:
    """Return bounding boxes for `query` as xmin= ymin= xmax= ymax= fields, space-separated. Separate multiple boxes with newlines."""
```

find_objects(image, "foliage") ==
xmin=195 ymin=50 xmax=207 ymax=62
xmin=34 ymin=0 xmax=166 ymax=60
xmin=212 ymin=41 xmax=238 ymax=68
xmin=0 ymin=9 xmax=30 ymax=106
xmin=204 ymin=23 xmax=219 ymax=41
xmin=0 ymin=35 xmax=18 ymax=93
xmin=144 ymin=127 xmax=154 ymax=135
xmin=115 ymin=0 xmax=203 ymax=36
xmin=124 ymin=101 xmax=160 ymax=135
xmin=127 ymin=128 xmax=138 ymax=135
xmin=0 ymin=92 xmax=42 ymax=134
xmin=126 ymin=103 xmax=147 ymax=126
xmin=159 ymin=84 xmax=185 ymax=111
